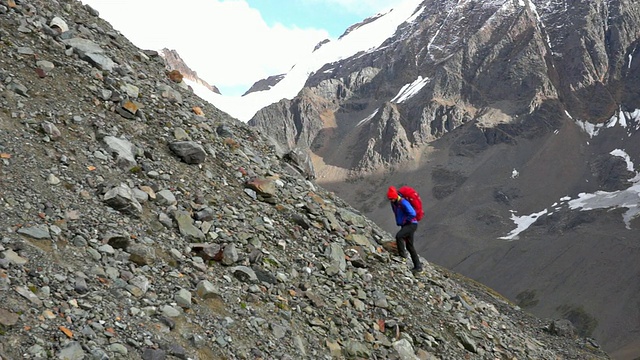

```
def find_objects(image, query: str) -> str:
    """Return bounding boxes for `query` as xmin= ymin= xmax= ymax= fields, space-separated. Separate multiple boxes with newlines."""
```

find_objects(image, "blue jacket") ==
xmin=391 ymin=197 xmax=417 ymax=226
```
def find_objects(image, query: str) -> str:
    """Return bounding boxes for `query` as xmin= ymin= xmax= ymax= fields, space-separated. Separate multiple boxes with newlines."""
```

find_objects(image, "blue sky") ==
xmin=245 ymin=1 xmax=365 ymax=38
xmin=81 ymin=0 xmax=405 ymax=96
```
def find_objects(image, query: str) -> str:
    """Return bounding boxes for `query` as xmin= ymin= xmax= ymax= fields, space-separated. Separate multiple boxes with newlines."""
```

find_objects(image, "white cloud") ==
xmin=196 ymin=0 xmax=425 ymax=121
xmin=318 ymin=0 xmax=402 ymax=16
xmin=82 ymin=0 xmax=329 ymax=96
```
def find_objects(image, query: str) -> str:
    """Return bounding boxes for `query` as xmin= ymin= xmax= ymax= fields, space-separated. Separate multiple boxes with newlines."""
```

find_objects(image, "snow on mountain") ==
xmin=501 ymin=110 xmax=640 ymax=239
xmin=190 ymin=0 xmax=425 ymax=122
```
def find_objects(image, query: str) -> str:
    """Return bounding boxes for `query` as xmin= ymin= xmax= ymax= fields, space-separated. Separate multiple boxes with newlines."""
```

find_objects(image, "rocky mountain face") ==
xmin=160 ymin=48 xmax=220 ymax=95
xmin=242 ymin=74 xmax=284 ymax=96
xmin=0 ymin=0 xmax=612 ymax=359
xmin=247 ymin=0 xmax=640 ymax=358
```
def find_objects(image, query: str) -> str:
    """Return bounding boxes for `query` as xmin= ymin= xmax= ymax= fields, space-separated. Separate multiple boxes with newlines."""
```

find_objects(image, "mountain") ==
xmin=160 ymin=48 xmax=220 ymax=95
xmin=0 ymin=0 xmax=611 ymax=359
xmin=236 ymin=0 xmax=640 ymax=358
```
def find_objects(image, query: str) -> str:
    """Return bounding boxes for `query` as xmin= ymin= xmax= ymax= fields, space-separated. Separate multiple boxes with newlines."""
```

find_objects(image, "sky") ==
xmin=81 ymin=0 xmax=407 ymax=97
xmin=189 ymin=0 xmax=425 ymax=121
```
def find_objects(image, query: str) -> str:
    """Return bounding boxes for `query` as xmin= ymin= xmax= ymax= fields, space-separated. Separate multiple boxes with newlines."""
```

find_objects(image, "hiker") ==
xmin=387 ymin=186 xmax=423 ymax=272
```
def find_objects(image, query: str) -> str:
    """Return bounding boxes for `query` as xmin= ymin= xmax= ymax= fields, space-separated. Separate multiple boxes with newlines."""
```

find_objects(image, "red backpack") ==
xmin=398 ymin=186 xmax=424 ymax=221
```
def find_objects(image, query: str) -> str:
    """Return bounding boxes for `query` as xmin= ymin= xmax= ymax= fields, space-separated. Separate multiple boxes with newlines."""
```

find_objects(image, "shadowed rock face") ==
xmin=247 ymin=0 xmax=640 ymax=357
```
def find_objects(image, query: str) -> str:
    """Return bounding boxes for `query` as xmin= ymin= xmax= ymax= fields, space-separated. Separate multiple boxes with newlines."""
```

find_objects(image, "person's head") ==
xmin=387 ymin=186 xmax=399 ymax=202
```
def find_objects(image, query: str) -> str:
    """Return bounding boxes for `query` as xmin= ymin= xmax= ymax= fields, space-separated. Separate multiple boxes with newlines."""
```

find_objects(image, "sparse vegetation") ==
xmin=516 ymin=289 xmax=539 ymax=308
xmin=263 ymin=257 xmax=279 ymax=268
xmin=558 ymin=304 xmax=598 ymax=337
xmin=129 ymin=165 xmax=142 ymax=173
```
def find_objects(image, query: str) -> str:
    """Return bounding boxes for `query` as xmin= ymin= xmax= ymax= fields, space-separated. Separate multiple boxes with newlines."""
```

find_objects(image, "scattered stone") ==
xmin=174 ymin=211 xmax=205 ymax=241
xmin=103 ymin=184 xmax=143 ymax=216
xmin=17 ymin=225 xmax=51 ymax=239
xmin=127 ymin=244 xmax=156 ymax=266
xmin=103 ymin=136 xmax=137 ymax=168
xmin=57 ymin=342 xmax=86 ymax=360
xmin=142 ymin=348 xmax=167 ymax=360
xmin=549 ymin=319 xmax=577 ymax=338
xmin=196 ymin=280 xmax=220 ymax=299
xmin=175 ymin=288 xmax=192 ymax=308
xmin=1 ymin=249 xmax=28 ymax=265
xmin=156 ymin=189 xmax=177 ymax=206
xmin=169 ymin=141 xmax=206 ymax=164
xmin=0 ymin=308 xmax=20 ymax=326
xmin=50 ymin=16 xmax=69 ymax=32
xmin=41 ymin=121 xmax=61 ymax=139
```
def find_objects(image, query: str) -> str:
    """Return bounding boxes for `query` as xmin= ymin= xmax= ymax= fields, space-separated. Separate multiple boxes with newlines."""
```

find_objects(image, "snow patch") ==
xmin=575 ymin=108 xmax=640 ymax=138
xmin=499 ymin=209 xmax=548 ymax=240
xmin=501 ymin=172 xmax=640 ymax=238
xmin=391 ymin=76 xmax=429 ymax=103
xmin=610 ymin=149 xmax=636 ymax=173
xmin=568 ymin=183 xmax=640 ymax=230
xmin=357 ymin=110 xmax=379 ymax=127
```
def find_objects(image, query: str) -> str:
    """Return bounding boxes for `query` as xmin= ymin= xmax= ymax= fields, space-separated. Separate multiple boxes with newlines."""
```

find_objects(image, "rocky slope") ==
xmin=245 ymin=0 xmax=640 ymax=358
xmin=0 ymin=0 xmax=612 ymax=359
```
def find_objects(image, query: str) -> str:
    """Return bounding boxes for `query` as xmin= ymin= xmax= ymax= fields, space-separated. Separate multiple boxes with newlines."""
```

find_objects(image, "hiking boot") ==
xmin=398 ymin=250 xmax=408 ymax=259
xmin=411 ymin=266 xmax=423 ymax=273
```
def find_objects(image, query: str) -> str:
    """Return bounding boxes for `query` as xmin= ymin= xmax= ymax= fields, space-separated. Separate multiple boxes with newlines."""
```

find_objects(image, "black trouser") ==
xmin=396 ymin=223 xmax=421 ymax=268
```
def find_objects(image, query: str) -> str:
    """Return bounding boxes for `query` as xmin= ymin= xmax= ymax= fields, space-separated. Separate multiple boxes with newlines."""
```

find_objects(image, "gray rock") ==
xmin=49 ymin=16 xmax=69 ymax=32
xmin=158 ymin=84 xmax=182 ymax=104
xmin=103 ymin=136 xmax=137 ymax=168
xmin=75 ymin=276 xmax=89 ymax=294
xmin=142 ymin=348 xmax=166 ymax=360
xmin=156 ymin=189 xmax=177 ymax=206
xmin=84 ymin=52 xmax=116 ymax=71
xmin=27 ymin=344 xmax=47 ymax=358
xmin=127 ymin=244 xmax=156 ymax=266
xmin=17 ymin=225 xmax=51 ymax=239
xmin=195 ymin=207 xmax=215 ymax=221
xmin=393 ymin=338 xmax=418 ymax=360
xmin=97 ymin=244 xmax=115 ymax=255
xmin=175 ymin=288 xmax=192 ymax=308
xmin=161 ymin=305 xmax=181 ymax=318
xmin=7 ymin=81 xmax=29 ymax=97
xmin=42 ymin=121 xmax=61 ymax=139
xmin=344 ymin=340 xmax=371 ymax=358
xmin=196 ymin=280 xmax=221 ymax=300
xmin=57 ymin=341 xmax=86 ymax=360
xmin=129 ymin=275 xmax=150 ymax=294
xmin=36 ymin=60 xmax=55 ymax=72
xmin=103 ymin=184 xmax=143 ymax=216
xmin=62 ymin=38 xmax=104 ymax=54
xmin=108 ymin=343 xmax=128 ymax=356
xmin=0 ymin=308 xmax=20 ymax=326
xmin=231 ymin=266 xmax=258 ymax=283
xmin=169 ymin=141 xmax=206 ymax=164
xmin=221 ymin=243 xmax=238 ymax=266
xmin=173 ymin=127 xmax=190 ymax=141
xmin=549 ymin=319 xmax=577 ymax=338
xmin=174 ymin=211 xmax=205 ymax=241
xmin=1 ymin=249 xmax=28 ymax=265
